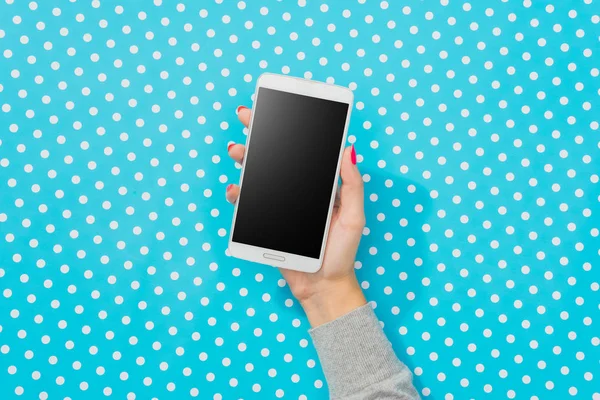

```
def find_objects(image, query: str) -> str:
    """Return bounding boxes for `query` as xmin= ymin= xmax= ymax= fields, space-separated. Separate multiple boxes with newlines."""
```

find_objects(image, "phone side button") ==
xmin=263 ymin=253 xmax=285 ymax=262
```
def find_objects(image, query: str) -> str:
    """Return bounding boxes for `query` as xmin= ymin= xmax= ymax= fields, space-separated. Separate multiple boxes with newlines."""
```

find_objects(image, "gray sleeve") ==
xmin=309 ymin=304 xmax=420 ymax=400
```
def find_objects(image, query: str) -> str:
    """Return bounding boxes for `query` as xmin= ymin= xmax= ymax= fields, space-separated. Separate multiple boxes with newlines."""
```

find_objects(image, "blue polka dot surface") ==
xmin=0 ymin=0 xmax=599 ymax=399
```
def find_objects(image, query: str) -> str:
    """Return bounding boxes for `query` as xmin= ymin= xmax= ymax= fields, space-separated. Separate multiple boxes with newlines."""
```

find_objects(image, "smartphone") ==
xmin=228 ymin=73 xmax=353 ymax=273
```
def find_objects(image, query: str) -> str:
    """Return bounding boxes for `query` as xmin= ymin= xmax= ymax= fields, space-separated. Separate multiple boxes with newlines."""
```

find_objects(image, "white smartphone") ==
xmin=228 ymin=73 xmax=354 ymax=273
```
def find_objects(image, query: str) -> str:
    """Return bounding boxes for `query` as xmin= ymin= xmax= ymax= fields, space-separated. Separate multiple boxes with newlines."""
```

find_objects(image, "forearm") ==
xmin=300 ymin=276 xmax=367 ymax=327
xmin=302 ymin=276 xmax=420 ymax=399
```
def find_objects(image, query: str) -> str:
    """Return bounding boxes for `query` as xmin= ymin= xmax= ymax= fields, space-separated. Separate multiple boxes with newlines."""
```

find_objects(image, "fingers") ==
xmin=227 ymin=142 xmax=245 ymax=163
xmin=338 ymin=145 xmax=365 ymax=229
xmin=226 ymin=106 xmax=251 ymax=204
xmin=237 ymin=106 xmax=251 ymax=127
xmin=225 ymin=183 xmax=240 ymax=203
xmin=227 ymin=105 xmax=251 ymax=163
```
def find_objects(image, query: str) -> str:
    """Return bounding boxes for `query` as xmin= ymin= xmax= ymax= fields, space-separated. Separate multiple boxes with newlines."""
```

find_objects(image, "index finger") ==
xmin=237 ymin=106 xmax=251 ymax=127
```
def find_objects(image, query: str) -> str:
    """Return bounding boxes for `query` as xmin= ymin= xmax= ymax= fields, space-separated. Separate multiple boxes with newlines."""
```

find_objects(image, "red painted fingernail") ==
xmin=226 ymin=184 xmax=233 ymax=191
xmin=236 ymin=105 xmax=247 ymax=114
xmin=351 ymin=145 xmax=357 ymax=165
xmin=227 ymin=143 xmax=235 ymax=151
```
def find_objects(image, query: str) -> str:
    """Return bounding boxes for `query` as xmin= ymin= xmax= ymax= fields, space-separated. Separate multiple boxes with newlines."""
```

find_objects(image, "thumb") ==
xmin=339 ymin=145 xmax=365 ymax=228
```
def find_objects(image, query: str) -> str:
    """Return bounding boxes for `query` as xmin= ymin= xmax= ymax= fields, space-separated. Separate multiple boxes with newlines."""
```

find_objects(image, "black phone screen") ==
xmin=232 ymin=87 xmax=349 ymax=259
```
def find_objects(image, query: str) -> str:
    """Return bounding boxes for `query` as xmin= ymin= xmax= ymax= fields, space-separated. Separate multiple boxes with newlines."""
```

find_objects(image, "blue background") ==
xmin=0 ymin=0 xmax=599 ymax=399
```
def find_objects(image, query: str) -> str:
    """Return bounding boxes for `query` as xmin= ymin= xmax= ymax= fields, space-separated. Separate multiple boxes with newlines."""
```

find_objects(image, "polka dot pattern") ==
xmin=0 ymin=0 xmax=599 ymax=399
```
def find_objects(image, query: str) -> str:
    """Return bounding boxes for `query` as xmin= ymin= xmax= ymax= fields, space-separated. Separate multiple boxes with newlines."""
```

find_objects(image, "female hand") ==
xmin=226 ymin=106 xmax=367 ymax=327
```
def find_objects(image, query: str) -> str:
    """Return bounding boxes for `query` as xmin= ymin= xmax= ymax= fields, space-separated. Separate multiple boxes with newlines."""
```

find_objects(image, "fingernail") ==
xmin=227 ymin=143 xmax=235 ymax=152
xmin=351 ymin=145 xmax=357 ymax=165
xmin=226 ymin=184 xmax=233 ymax=191
xmin=236 ymin=105 xmax=247 ymax=115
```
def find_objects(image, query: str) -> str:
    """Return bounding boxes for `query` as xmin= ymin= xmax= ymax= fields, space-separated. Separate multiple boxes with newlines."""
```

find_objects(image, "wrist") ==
xmin=300 ymin=275 xmax=367 ymax=328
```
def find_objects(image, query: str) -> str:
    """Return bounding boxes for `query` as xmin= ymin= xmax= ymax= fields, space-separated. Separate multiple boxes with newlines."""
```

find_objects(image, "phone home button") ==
xmin=263 ymin=253 xmax=285 ymax=262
